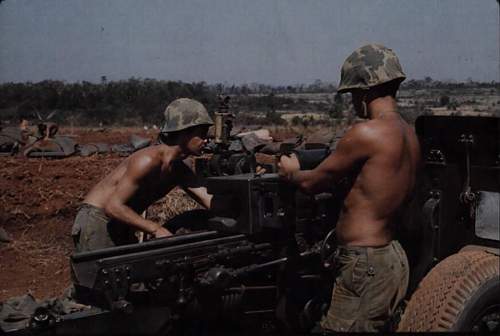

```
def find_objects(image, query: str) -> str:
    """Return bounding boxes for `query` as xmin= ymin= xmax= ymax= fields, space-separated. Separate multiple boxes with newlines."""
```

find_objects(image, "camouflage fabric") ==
xmin=337 ymin=44 xmax=406 ymax=93
xmin=160 ymin=98 xmax=213 ymax=133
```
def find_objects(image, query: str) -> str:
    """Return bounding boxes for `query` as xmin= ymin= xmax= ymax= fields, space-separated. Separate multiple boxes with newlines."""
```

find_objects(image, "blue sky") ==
xmin=0 ymin=0 xmax=498 ymax=84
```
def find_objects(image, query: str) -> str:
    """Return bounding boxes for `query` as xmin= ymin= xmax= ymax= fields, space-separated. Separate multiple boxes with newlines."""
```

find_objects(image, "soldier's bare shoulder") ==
xmin=362 ymin=116 xmax=408 ymax=139
xmin=122 ymin=145 xmax=169 ymax=174
xmin=343 ymin=121 xmax=380 ymax=145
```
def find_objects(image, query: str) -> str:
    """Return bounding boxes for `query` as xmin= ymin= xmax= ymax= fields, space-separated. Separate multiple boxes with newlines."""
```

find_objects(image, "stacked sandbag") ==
xmin=23 ymin=136 xmax=77 ymax=158
xmin=0 ymin=127 xmax=35 ymax=156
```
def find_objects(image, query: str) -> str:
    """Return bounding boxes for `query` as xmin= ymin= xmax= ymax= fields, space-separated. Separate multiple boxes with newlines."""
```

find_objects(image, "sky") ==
xmin=0 ymin=0 xmax=498 ymax=85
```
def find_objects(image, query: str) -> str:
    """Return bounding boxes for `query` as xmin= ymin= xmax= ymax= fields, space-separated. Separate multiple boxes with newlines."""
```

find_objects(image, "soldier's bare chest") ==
xmin=131 ymin=167 xmax=181 ymax=208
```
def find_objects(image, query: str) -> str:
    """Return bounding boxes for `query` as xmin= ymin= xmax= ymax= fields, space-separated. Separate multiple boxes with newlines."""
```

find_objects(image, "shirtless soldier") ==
xmin=278 ymin=44 xmax=420 ymax=332
xmin=72 ymin=98 xmax=214 ymax=252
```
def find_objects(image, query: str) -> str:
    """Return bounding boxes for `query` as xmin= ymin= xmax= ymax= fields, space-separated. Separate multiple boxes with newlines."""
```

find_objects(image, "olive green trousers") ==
xmin=320 ymin=240 xmax=409 ymax=332
xmin=71 ymin=203 xmax=137 ymax=253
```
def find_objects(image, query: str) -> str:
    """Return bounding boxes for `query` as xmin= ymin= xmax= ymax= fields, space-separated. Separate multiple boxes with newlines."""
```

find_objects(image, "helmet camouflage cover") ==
xmin=337 ymin=44 xmax=406 ymax=93
xmin=160 ymin=98 xmax=213 ymax=133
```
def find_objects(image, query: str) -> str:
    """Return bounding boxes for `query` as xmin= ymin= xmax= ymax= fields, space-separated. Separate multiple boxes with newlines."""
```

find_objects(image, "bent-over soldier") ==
xmin=72 ymin=98 xmax=214 ymax=252
xmin=278 ymin=44 xmax=420 ymax=332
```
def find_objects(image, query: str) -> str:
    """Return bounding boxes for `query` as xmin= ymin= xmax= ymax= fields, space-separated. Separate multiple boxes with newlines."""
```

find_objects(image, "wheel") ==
xmin=398 ymin=250 xmax=500 ymax=332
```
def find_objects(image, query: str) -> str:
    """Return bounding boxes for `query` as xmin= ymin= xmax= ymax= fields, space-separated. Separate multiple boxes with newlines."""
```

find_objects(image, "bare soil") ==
xmin=0 ymin=127 xmax=198 ymax=302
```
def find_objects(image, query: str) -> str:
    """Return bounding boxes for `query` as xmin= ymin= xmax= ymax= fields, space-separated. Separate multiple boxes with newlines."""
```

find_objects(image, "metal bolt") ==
xmin=34 ymin=313 xmax=48 ymax=322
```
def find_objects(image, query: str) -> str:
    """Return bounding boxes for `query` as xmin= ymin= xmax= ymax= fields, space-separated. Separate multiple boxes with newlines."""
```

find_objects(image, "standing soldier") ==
xmin=279 ymin=44 xmax=420 ymax=332
xmin=72 ymin=98 xmax=214 ymax=252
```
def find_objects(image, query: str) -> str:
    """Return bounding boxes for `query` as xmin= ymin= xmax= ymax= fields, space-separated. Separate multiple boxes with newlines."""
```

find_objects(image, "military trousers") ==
xmin=71 ymin=203 xmax=137 ymax=253
xmin=319 ymin=240 xmax=409 ymax=332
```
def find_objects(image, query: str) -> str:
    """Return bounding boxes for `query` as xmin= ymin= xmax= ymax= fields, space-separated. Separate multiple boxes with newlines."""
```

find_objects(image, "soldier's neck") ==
xmin=163 ymin=144 xmax=185 ymax=160
xmin=368 ymin=96 xmax=398 ymax=120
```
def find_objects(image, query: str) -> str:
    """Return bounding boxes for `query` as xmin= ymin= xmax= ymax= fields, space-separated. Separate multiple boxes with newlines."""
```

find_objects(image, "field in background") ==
xmin=237 ymin=86 xmax=500 ymax=127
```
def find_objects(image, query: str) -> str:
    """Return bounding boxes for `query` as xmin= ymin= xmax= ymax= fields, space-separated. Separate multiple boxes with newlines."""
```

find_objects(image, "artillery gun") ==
xmin=2 ymin=115 xmax=499 ymax=335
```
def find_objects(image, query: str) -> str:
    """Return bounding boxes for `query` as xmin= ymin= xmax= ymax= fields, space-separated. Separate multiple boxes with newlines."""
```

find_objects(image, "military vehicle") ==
xmin=1 ymin=114 xmax=498 ymax=335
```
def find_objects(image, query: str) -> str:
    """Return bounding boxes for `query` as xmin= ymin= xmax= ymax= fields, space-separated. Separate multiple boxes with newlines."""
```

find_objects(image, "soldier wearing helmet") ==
xmin=72 ymin=98 xmax=214 ymax=252
xmin=279 ymin=44 xmax=421 ymax=332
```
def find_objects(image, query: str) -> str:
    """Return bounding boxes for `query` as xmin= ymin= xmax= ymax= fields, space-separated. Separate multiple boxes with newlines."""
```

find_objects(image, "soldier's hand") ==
xmin=256 ymin=165 xmax=267 ymax=175
xmin=153 ymin=226 xmax=173 ymax=238
xmin=278 ymin=153 xmax=300 ymax=179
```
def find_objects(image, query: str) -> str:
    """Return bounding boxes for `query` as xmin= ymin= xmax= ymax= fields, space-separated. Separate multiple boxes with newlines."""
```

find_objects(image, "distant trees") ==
xmin=291 ymin=116 xmax=302 ymax=126
xmin=328 ymin=93 xmax=345 ymax=119
xmin=0 ymin=79 xmax=218 ymax=126
xmin=1 ymin=78 xmax=498 ymax=126
xmin=439 ymin=95 xmax=450 ymax=107
xmin=402 ymin=78 xmax=499 ymax=90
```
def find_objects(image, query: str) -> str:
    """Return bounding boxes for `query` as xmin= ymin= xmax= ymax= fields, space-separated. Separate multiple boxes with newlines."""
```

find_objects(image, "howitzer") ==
xmin=68 ymin=171 xmax=339 ymax=334
xmin=2 ymin=145 xmax=337 ymax=335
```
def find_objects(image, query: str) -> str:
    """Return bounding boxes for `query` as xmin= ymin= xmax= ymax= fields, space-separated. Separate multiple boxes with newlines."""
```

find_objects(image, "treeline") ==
xmin=0 ymin=79 xmax=337 ymax=126
xmin=401 ymin=77 xmax=499 ymax=90
xmin=0 ymin=78 xmax=497 ymax=126
xmin=0 ymin=79 xmax=218 ymax=126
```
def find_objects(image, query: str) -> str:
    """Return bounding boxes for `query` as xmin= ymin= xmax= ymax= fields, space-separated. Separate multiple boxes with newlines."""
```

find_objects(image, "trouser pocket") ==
xmin=320 ymin=281 xmax=361 ymax=332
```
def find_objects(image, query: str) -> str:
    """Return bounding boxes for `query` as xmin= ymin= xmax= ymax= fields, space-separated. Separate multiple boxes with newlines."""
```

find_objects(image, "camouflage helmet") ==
xmin=160 ymin=98 xmax=213 ymax=133
xmin=337 ymin=44 xmax=406 ymax=93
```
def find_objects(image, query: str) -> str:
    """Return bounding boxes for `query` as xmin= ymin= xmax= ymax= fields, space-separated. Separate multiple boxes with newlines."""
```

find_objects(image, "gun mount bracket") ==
xmin=427 ymin=149 xmax=446 ymax=164
xmin=98 ymin=265 xmax=133 ymax=313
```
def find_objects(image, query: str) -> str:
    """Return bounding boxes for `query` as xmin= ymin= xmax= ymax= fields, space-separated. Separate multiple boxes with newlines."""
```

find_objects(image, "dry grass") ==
xmin=146 ymin=188 xmax=202 ymax=224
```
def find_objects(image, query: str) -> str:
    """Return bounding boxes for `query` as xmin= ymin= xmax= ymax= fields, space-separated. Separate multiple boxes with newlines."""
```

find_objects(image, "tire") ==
xmin=398 ymin=250 xmax=500 ymax=332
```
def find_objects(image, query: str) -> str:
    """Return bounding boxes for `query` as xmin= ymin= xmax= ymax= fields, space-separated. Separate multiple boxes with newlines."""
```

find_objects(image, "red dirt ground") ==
xmin=0 ymin=127 xmax=181 ymax=302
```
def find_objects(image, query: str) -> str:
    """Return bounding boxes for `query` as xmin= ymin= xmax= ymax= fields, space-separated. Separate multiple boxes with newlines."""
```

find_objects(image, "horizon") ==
xmin=0 ymin=77 xmax=497 ymax=87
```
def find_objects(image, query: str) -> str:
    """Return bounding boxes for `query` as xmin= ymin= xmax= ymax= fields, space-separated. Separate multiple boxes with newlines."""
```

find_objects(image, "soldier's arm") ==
xmin=104 ymin=155 xmax=172 ymax=237
xmin=282 ymin=124 xmax=373 ymax=194
xmin=176 ymin=160 xmax=213 ymax=209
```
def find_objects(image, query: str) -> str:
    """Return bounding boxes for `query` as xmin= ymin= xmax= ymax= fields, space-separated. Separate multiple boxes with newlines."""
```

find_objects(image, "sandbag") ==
xmin=236 ymin=129 xmax=273 ymax=141
xmin=78 ymin=143 xmax=111 ymax=157
xmin=240 ymin=133 xmax=271 ymax=152
xmin=0 ymin=127 xmax=28 ymax=155
xmin=24 ymin=136 xmax=77 ymax=158
xmin=129 ymin=134 xmax=151 ymax=150
xmin=0 ymin=291 xmax=86 ymax=332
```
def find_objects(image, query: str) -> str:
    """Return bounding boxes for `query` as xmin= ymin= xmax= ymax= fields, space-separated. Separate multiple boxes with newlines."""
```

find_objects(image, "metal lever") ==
xmin=422 ymin=190 xmax=441 ymax=264
xmin=458 ymin=134 xmax=477 ymax=219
